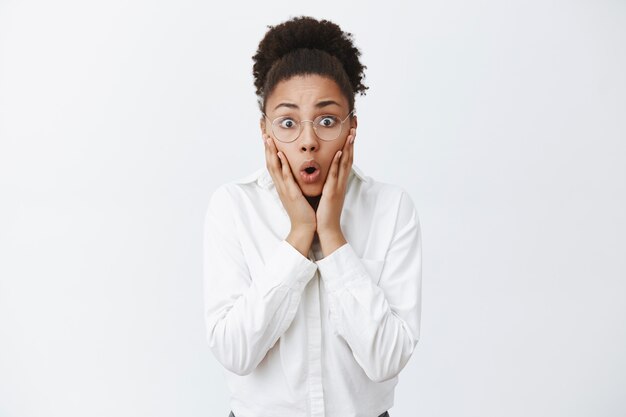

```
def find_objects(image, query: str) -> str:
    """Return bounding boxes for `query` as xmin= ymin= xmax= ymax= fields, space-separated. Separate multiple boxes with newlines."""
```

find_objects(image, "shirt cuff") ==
xmin=257 ymin=239 xmax=318 ymax=294
xmin=316 ymin=242 xmax=369 ymax=293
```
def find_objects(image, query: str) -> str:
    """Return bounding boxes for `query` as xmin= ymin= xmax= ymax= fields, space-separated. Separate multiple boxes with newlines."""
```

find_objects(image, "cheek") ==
xmin=271 ymin=139 xmax=286 ymax=154
xmin=275 ymin=145 xmax=297 ymax=168
xmin=326 ymin=141 xmax=346 ymax=162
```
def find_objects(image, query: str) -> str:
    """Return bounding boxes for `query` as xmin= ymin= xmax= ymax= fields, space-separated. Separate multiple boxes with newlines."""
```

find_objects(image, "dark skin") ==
xmin=261 ymin=75 xmax=357 ymax=258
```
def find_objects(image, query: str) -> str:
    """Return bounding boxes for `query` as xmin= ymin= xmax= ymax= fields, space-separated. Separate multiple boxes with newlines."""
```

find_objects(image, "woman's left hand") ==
xmin=316 ymin=127 xmax=356 ymax=243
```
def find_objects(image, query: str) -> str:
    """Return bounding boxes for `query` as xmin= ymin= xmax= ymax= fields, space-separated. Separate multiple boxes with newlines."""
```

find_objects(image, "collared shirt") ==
xmin=203 ymin=163 xmax=422 ymax=417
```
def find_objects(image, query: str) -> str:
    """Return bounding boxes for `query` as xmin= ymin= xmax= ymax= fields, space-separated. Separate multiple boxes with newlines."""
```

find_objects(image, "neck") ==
xmin=305 ymin=195 xmax=321 ymax=211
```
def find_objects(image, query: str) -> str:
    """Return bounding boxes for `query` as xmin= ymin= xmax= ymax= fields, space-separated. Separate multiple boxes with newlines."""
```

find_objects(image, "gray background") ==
xmin=1 ymin=0 xmax=625 ymax=416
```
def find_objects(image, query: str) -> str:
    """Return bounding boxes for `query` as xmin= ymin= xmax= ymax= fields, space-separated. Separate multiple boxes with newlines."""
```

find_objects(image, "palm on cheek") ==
xmin=316 ymin=127 xmax=355 ymax=236
xmin=263 ymin=133 xmax=317 ymax=232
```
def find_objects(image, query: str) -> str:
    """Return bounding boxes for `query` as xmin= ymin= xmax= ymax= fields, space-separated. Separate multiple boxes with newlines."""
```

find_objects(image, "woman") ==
xmin=204 ymin=16 xmax=422 ymax=417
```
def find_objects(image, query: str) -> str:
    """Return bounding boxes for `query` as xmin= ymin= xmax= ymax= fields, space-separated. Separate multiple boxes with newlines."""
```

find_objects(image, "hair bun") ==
xmin=252 ymin=16 xmax=367 ymax=98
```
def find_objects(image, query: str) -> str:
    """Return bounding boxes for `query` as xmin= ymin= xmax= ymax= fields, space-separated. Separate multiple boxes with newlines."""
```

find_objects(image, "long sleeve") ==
xmin=316 ymin=190 xmax=422 ymax=383
xmin=203 ymin=185 xmax=318 ymax=376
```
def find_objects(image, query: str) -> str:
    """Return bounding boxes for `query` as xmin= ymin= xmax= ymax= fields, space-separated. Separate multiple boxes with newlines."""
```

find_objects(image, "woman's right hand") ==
xmin=264 ymin=133 xmax=316 ymax=255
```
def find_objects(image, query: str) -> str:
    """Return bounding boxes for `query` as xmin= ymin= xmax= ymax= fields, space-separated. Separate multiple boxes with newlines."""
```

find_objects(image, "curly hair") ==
xmin=252 ymin=16 xmax=368 ymax=113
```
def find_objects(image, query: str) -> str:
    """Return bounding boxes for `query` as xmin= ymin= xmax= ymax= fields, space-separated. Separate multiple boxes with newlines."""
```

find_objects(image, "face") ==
xmin=260 ymin=74 xmax=357 ymax=197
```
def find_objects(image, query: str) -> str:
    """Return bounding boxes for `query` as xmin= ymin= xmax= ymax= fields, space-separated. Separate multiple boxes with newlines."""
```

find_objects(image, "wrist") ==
xmin=317 ymin=230 xmax=347 ymax=257
xmin=286 ymin=227 xmax=315 ymax=257
xmin=291 ymin=224 xmax=316 ymax=237
xmin=316 ymin=225 xmax=342 ymax=239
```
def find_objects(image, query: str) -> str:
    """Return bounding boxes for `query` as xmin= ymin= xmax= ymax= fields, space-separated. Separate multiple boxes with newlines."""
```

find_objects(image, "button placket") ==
xmin=305 ymin=240 xmax=325 ymax=417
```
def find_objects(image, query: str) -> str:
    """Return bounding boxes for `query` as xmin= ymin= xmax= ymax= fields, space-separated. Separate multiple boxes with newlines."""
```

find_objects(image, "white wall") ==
xmin=1 ymin=1 xmax=624 ymax=416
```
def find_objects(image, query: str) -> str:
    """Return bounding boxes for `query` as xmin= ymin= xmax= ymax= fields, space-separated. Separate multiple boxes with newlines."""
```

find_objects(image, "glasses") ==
xmin=263 ymin=110 xmax=355 ymax=143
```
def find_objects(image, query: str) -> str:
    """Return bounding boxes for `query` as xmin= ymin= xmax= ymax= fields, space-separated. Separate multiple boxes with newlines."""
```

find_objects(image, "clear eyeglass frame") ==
xmin=263 ymin=109 xmax=355 ymax=143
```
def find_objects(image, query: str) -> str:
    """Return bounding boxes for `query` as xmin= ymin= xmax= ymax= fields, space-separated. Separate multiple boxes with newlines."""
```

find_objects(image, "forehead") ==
xmin=266 ymin=74 xmax=349 ymax=110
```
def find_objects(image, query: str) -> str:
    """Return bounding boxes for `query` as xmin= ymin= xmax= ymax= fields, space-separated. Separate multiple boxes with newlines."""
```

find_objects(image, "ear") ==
xmin=351 ymin=114 xmax=358 ymax=130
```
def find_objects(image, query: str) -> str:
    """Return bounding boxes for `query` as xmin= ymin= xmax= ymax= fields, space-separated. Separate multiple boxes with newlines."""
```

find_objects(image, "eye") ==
xmin=276 ymin=117 xmax=297 ymax=129
xmin=317 ymin=115 xmax=339 ymax=128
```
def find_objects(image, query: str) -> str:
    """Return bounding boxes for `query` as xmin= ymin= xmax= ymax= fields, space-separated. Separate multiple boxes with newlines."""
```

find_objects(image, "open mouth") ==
xmin=299 ymin=160 xmax=322 ymax=183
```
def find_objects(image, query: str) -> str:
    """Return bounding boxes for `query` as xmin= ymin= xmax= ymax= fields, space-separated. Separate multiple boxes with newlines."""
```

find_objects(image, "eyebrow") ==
xmin=273 ymin=100 xmax=342 ymax=111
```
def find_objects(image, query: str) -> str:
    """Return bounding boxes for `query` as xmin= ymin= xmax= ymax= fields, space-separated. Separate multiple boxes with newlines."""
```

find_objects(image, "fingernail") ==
xmin=338 ymin=151 xmax=343 ymax=158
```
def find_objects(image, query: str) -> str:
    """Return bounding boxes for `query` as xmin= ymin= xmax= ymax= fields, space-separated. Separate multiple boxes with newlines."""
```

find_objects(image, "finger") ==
xmin=277 ymin=151 xmax=305 ymax=196
xmin=264 ymin=134 xmax=276 ymax=167
xmin=344 ymin=128 xmax=355 ymax=154
xmin=340 ymin=130 xmax=352 ymax=163
xmin=277 ymin=151 xmax=297 ymax=183
xmin=338 ymin=129 xmax=354 ymax=184
xmin=276 ymin=150 xmax=296 ymax=185
xmin=326 ymin=149 xmax=342 ymax=189
xmin=347 ymin=128 xmax=355 ymax=165
xmin=344 ymin=129 xmax=354 ymax=152
xmin=277 ymin=151 xmax=290 ymax=178
xmin=264 ymin=134 xmax=287 ymax=192
xmin=349 ymin=127 xmax=356 ymax=144
xmin=264 ymin=134 xmax=278 ymax=175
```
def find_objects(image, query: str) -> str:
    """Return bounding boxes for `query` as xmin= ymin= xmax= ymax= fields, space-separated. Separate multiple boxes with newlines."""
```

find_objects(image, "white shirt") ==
xmin=203 ymin=163 xmax=422 ymax=417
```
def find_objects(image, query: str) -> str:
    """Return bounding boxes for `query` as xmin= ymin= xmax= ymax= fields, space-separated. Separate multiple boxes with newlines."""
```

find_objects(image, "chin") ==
xmin=301 ymin=184 xmax=323 ymax=197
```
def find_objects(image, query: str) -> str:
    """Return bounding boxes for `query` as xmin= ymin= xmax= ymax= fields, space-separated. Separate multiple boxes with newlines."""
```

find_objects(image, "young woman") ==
xmin=203 ymin=16 xmax=422 ymax=417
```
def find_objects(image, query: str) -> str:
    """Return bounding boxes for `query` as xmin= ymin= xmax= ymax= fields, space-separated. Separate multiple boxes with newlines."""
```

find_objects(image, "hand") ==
xmin=316 ymin=127 xmax=356 ymax=255
xmin=263 ymin=133 xmax=316 ymax=256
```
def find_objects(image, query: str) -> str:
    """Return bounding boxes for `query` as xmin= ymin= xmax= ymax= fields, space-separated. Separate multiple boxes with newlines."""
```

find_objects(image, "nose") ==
xmin=299 ymin=121 xmax=319 ymax=152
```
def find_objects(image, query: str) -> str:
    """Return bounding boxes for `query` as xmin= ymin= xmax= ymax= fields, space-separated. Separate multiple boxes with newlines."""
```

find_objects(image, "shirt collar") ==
xmin=234 ymin=163 xmax=368 ymax=189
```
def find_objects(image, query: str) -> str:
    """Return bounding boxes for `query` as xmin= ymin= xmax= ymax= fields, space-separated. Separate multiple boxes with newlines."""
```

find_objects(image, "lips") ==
xmin=299 ymin=160 xmax=321 ymax=174
xmin=299 ymin=160 xmax=322 ymax=184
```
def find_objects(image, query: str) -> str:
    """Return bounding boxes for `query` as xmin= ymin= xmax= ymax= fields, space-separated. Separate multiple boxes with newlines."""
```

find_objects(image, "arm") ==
xmin=203 ymin=185 xmax=318 ymax=376
xmin=316 ymin=191 xmax=422 ymax=383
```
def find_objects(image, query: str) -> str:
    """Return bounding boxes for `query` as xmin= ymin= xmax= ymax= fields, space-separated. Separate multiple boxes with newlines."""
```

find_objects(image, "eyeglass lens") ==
xmin=271 ymin=113 xmax=350 ymax=143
